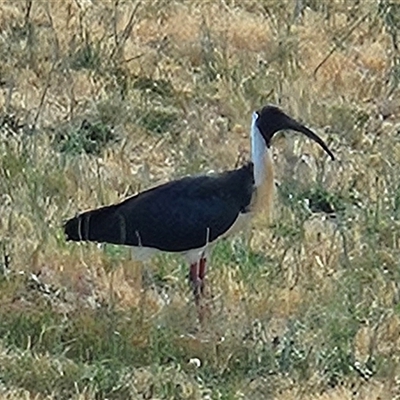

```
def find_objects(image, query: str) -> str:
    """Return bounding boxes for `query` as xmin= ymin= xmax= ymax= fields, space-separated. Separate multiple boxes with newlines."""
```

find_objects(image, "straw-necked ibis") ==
xmin=64 ymin=105 xmax=334 ymax=312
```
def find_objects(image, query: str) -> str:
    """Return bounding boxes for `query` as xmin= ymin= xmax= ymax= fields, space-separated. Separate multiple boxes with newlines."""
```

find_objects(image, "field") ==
xmin=0 ymin=0 xmax=400 ymax=399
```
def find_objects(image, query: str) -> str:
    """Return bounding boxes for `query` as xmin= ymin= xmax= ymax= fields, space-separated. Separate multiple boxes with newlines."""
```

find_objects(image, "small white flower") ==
xmin=188 ymin=358 xmax=201 ymax=368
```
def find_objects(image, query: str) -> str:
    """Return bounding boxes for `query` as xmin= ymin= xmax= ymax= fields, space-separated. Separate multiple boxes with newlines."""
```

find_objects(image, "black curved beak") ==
xmin=286 ymin=118 xmax=335 ymax=161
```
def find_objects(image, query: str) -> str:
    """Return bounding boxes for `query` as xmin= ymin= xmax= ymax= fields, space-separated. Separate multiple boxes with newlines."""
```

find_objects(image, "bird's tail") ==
xmin=64 ymin=204 xmax=129 ymax=245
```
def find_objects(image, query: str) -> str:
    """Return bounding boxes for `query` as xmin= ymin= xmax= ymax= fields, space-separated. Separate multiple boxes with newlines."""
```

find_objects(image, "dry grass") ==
xmin=0 ymin=0 xmax=400 ymax=398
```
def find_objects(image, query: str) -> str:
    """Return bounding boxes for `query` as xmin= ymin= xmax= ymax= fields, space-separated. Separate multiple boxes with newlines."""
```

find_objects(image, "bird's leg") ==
xmin=189 ymin=258 xmax=210 ymax=325
xmin=189 ymin=262 xmax=201 ymax=306
xmin=198 ymin=257 xmax=207 ymax=295
xmin=198 ymin=256 xmax=212 ymax=325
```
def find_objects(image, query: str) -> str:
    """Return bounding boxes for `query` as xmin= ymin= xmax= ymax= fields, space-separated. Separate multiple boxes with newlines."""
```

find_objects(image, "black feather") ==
xmin=64 ymin=163 xmax=254 ymax=252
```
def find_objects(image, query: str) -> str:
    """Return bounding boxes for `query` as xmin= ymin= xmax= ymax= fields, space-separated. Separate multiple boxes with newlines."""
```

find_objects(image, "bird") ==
xmin=64 ymin=105 xmax=334 ymax=317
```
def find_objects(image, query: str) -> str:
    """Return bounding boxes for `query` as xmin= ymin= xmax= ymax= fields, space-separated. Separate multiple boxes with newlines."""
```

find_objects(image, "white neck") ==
xmin=251 ymin=112 xmax=268 ymax=187
xmin=250 ymin=112 xmax=275 ymax=219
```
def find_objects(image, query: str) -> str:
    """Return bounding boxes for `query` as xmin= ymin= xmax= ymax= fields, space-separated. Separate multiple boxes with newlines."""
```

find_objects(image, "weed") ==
xmin=137 ymin=108 xmax=178 ymax=135
xmin=133 ymin=76 xmax=175 ymax=99
xmin=53 ymin=119 xmax=117 ymax=155
xmin=69 ymin=40 xmax=102 ymax=72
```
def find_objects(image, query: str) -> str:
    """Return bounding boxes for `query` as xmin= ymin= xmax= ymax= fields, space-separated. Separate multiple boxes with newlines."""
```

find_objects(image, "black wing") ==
xmin=64 ymin=164 xmax=254 ymax=252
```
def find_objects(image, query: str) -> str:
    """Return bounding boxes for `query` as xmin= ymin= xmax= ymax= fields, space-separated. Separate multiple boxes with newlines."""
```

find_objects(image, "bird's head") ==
xmin=252 ymin=105 xmax=335 ymax=160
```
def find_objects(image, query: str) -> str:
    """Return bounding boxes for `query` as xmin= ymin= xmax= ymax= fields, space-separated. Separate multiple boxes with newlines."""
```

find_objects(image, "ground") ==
xmin=0 ymin=1 xmax=400 ymax=399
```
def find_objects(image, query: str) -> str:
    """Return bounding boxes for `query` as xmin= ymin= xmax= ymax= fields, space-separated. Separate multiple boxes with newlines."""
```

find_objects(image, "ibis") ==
xmin=64 ymin=105 xmax=334 ymax=312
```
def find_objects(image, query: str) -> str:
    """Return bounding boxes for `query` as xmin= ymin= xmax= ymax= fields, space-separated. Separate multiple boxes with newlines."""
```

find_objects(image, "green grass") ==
xmin=0 ymin=0 xmax=400 ymax=399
